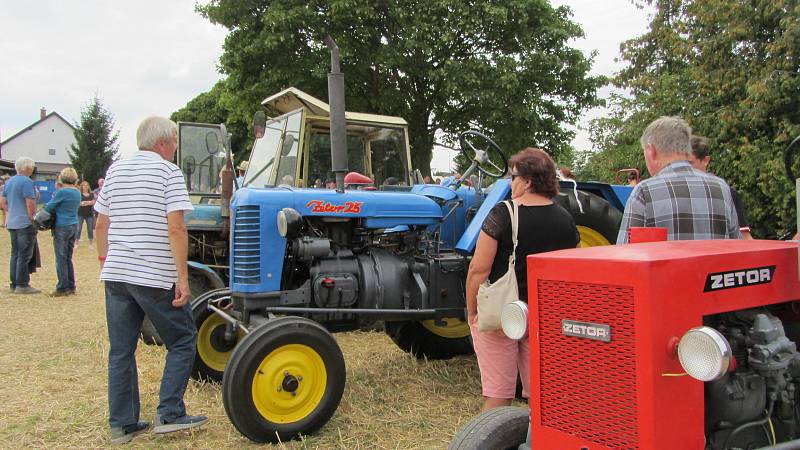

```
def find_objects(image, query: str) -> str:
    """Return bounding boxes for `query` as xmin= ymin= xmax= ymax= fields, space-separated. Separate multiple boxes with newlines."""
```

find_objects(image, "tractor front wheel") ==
xmin=448 ymin=406 xmax=530 ymax=450
xmin=385 ymin=317 xmax=473 ymax=359
xmin=222 ymin=316 xmax=345 ymax=443
xmin=191 ymin=290 xmax=243 ymax=382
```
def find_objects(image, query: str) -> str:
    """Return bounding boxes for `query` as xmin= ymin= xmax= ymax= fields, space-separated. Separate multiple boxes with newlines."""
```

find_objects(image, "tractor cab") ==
xmin=241 ymin=87 xmax=413 ymax=189
xmin=177 ymin=122 xmax=229 ymax=203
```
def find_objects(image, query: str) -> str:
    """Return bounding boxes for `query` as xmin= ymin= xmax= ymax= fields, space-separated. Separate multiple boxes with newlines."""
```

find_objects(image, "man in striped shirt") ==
xmin=95 ymin=116 xmax=207 ymax=444
xmin=616 ymin=116 xmax=740 ymax=244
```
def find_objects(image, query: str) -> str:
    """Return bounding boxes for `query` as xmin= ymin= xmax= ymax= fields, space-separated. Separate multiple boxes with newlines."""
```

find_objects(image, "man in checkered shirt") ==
xmin=616 ymin=116 xmax=741 ymax=244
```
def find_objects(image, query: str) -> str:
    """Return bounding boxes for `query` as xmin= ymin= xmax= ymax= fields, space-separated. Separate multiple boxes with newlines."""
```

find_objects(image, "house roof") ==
xmin=0 ymin=112 xmax=76 ymax=147
xmin=261 ymin=87 xmax=408 ymax=126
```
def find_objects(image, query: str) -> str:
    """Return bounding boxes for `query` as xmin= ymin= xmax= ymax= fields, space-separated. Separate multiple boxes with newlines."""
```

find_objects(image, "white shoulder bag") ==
xmin=477 ymin=200 xmax=520 ymax=332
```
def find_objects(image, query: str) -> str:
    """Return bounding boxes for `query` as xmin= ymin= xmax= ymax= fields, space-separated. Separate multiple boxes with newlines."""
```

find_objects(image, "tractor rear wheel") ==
xmin=385 ymin=317 xmax=473 ymax=359
xmin=222 ymin=316 xmax=345 ymax=443
xmin=448 ymin=406 xmax=530 ymax=450
xmin=139 ymin=272 xmax=211 ymax=346
xmin=556 ymin=189 xmax=622 ymax=247
xmin=191 ymin=289 xmax=243 ymax=382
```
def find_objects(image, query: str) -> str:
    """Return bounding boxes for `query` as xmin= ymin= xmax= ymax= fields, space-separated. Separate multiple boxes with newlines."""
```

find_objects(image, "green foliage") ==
xmin=68 ymin=96 xmax=119 ymax=186
xmin=193 ymin=0 xmax=604 ymax=176
xmin=170 ymin=81 xmax=251 ymax=167
xmin=583 ymin=0 xmax=800 ymax=237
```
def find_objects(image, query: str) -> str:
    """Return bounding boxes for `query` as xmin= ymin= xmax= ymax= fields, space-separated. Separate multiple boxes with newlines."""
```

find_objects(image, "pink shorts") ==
xmin=469 ymin=315 xmax=530 ymax=399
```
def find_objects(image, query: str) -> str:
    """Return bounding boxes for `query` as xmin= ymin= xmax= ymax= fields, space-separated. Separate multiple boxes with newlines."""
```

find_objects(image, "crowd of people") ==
xmin=0 ymin=159 xmax=105 ymax=296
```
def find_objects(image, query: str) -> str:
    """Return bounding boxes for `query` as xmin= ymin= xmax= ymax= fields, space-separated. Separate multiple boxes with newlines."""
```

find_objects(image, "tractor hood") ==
xmin=233 ymin=186 xmax=443 ymax=229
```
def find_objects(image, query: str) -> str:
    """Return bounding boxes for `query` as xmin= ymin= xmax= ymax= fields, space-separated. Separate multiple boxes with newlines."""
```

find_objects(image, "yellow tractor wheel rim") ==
xmin=577 ymin=225 xmax=611 ymax=248
xmin=421 ymin=317 xmax=470 ymax=339
xmin=197 ymin=314 xmax=242 ymax=372
xmin=252 ymin=344 xmax=327 ymax=423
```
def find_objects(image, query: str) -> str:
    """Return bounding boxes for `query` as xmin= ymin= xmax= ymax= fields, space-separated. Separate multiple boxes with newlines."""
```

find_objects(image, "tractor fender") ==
xmin=188 ymin=261 xmax=226 ymax=289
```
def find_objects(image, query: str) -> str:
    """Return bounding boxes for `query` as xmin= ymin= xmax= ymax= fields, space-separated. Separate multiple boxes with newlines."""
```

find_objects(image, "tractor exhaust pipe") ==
xmin=325 ymin=35 xmax=348 ymax=194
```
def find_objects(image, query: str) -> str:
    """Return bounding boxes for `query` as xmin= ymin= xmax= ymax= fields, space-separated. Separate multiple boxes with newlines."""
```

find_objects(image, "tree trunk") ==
xmin=408 ymin=112 xmax=434 ymax=177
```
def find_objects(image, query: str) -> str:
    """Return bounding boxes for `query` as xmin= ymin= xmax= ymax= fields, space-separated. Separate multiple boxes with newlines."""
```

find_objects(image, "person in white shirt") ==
xmin=94 ymin=116 xmax=208 ymax=444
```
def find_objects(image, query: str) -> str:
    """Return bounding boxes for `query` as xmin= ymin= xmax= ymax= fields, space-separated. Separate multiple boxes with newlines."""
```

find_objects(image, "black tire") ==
xmin=449 ymin=406 xmax=530 ymax=450
xmin=385 ymin=318 xmax=473 ymax=359
xmin=191 ymin=289 xmax=241 ymax=382
xmin=139 ymin=271 xmax=212 ymax=346
xmin=555 ymin=189 xmax=622 ymax=246
xmin=222 ymin=316 xmax=346 ymax=443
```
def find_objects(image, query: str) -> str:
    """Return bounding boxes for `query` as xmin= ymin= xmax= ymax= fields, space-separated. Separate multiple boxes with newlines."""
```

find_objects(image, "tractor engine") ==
xmin=519 ymin=239 xmax=800 ymax=450
xmin=279 ymin=215 xmax=466 ymax=327
xmin=704 ymin=308 xmax=800 ymax=449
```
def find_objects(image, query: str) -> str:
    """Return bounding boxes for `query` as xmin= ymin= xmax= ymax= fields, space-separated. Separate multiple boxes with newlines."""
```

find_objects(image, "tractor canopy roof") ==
xmin=242 ymin=88 xmax=412 ymax=189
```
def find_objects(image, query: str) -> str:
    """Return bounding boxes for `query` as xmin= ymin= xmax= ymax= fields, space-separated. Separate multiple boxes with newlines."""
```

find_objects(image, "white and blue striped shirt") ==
xmin=94 ymin=151 xmax=193 ymax=289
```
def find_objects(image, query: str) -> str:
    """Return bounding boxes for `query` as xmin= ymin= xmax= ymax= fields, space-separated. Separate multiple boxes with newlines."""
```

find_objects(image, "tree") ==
xmin=69 ymin=96 xmax=119 ymax=186
xmin=582 ymin=0 xmax=800 ymax=237
xmin=196 ymin=0 xmax=604 ymax=175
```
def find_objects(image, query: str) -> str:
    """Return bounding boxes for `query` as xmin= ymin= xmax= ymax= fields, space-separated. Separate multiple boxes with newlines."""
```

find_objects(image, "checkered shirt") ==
xmin=616 ymin=160 xmax=741 ymax=244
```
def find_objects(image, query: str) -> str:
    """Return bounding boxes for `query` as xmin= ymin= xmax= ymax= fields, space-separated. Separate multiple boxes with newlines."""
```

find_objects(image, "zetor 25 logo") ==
xmin=306 ymin=200 xmax=363 ymax=214
xmin=704 ymin=266 xmax=775 ymax=292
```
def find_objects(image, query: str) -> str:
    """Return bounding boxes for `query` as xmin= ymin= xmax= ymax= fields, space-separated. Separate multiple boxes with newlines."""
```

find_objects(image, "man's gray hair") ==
xmin=15 ymin=156 xmax=35 ymax=173
xmin=640 ymin=116 xmax=692 ymax=156
xmin=136 ymin=116 xmax=177 ymax=150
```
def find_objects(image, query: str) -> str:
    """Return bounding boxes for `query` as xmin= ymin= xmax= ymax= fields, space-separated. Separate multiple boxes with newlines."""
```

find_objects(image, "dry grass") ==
xmin=0 ymin=231 xmax=493 ymax=449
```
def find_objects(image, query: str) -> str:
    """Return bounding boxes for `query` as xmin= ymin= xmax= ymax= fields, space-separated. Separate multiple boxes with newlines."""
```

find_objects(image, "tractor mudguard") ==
xmin=188 ymin=261 xmax=226 ymax=290
xmin=455 ymin=178 xmax=511 ymax=254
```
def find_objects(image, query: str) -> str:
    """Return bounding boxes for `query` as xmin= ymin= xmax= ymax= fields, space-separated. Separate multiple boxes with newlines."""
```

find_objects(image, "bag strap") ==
xmin=503 ymin=200 xmax=519 ymax=260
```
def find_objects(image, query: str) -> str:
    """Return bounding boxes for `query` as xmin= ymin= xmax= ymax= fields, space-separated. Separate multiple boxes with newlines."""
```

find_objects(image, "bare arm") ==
xmin=95 ymin=213 xmax=110 ymax=259
xmin=26 ymin=198 xmax=35 ymax=221
xmin=466 ymin=231 xmax=499 ymax=320
xmin=167 ymin=210 xmax=190 ymax=307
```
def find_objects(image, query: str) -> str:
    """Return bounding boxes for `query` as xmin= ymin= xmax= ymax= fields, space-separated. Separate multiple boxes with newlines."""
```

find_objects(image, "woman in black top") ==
xmin=76 ymin=180 xmax=95 ymax=246
xmin=466 ymin=148 xmax=579 ymax=412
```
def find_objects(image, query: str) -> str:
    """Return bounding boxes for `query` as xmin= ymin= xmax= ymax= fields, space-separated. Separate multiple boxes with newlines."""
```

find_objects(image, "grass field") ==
xmin=0 ymin=230 xmax=495 ymax=449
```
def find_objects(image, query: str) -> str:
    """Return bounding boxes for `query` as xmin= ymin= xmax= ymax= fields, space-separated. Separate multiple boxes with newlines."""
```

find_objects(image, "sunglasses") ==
xmin=511 ymin=172 xmax=521 ymax=180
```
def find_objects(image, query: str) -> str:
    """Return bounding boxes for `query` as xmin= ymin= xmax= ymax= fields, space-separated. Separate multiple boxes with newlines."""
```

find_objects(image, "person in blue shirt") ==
xmin=45 ymin=167 xmax=81 ymax=296
xmin=3 ymin=157 xmax=40 ymax=294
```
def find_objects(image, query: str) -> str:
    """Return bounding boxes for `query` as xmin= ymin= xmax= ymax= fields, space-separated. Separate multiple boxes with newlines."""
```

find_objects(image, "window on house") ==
xmin=49 ymin=148 xmax=56 ymax=156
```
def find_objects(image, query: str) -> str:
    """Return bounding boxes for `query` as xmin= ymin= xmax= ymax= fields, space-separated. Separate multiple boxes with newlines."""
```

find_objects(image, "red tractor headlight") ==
xmin=501 ymin=300 xmax=528 ymax=340
xmin=677 ymin=326 xmax=732 ymax=381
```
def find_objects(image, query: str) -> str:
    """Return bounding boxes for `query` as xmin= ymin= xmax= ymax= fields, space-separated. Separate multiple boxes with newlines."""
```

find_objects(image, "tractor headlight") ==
xmin=677 ymin=326 xmax=732 ymax=381
xmin=276 ymin=208 xmax=302 ymax=238
xmin=501 ymin=300 xmax=528 ymax=340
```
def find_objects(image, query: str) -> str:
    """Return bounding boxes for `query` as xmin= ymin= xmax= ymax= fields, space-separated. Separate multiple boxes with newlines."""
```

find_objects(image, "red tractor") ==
xmin=451 ymin=239 xmax=800 ymax=450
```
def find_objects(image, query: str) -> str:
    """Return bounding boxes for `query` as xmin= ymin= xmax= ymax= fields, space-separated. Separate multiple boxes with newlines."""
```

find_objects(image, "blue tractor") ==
xmin=190 ymin=38 xmax=632 ymax=443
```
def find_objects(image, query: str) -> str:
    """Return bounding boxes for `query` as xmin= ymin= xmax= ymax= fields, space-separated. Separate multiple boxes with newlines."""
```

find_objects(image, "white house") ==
xmin=0 ymin=108 xmax=76 ymax=180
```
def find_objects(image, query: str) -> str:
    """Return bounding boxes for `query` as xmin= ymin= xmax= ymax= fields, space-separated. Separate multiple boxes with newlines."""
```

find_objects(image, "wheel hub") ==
xmin=210 ymin=324 xmax=237 ymax=353
xmin=281 ymin=372 xmax=300 ymax=394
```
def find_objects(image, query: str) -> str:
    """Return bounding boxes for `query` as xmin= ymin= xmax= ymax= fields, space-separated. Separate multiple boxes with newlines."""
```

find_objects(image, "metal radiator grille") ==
xmin=537 ymin=279 xmax=638 ymax=449
xmin=232 ymin=205 xmax=260 ymax=284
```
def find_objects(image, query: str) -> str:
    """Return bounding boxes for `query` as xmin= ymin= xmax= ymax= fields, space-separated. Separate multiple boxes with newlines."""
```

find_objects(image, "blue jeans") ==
xmin=104 ymin=281 xmax=197 ymax=428
xmin=8 ymin=225 xmax=37 ymax=289
xmin=76 ymin=214 xmax=94 ymax=241
xmin=53 ymin=225 xmax=77 ymax=292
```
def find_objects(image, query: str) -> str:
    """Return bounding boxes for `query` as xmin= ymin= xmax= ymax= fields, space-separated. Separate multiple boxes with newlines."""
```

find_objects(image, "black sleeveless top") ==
xmin=481 ymin=201 xmax=579 ymax=299
xmin=78 ymin=192 xmax=94 ymax=217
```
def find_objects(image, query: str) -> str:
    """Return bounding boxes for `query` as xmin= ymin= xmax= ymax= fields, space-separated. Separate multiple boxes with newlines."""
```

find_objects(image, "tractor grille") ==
xmin=232 ymin=205 xmax=261 ymax=285
xmin=537 ymin=280 xmax=638 ymax=449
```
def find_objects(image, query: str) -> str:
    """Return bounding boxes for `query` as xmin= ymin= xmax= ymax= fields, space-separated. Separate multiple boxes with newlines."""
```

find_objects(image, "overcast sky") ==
xmin=0 ymin=0 xmax=651 ymax=173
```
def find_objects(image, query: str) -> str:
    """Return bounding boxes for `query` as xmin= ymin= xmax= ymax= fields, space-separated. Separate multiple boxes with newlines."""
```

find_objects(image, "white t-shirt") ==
xmin=94 ymin=151 xmax=193 ymax=289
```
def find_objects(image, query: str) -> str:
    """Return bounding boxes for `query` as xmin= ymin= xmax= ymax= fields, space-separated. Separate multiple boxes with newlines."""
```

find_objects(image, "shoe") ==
xmin=110 ymin=421 xmax=150 ymax=445
xmin=50 ymin=290 xmax=70 ymax=297
xmin=67 ymin=289 xmax=76 ymax=295
xmin=152 ymin=413 xmax=208 ymax=434
xmin=13 ymin=286 xmax=41 ymax=295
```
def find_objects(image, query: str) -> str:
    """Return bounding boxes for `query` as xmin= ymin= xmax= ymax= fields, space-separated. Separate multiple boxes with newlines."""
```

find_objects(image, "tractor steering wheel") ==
xmin=458 ymin=131 xmax=509 ymax=178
